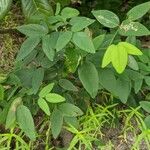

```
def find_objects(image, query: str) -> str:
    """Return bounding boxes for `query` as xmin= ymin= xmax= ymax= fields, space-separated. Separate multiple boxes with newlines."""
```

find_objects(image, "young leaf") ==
xmin=38 ymin=98 xmax=50 ymax=116
xmin=58 ymin=103 xmax=83 ymax=117
xmin=127 ymin=2 xmax=150 ymax=21
xmin=21 ymin=0 xmax=54 ymax=19
xmin=51 ymin=108 xmax=63 ymax=139
xmin=32 ymin=68 xmax=44 ymax=94
xmin=102 ymin=45 xmax=115 ymax=68
xmin=42 ymin=35 xmax=55 ymax=61
xmin=111 ymin=44 xmax=128 ymax=74
xmin=56 ymin=31 xmax=72 ymax=52
xmin=17 ymin=24 xmax=48 ymax=37
xmin=16 ymin=105 xmax=36 ymax=140
xmin=0 ymin=84 xmax=4 ymax=101
xmin=39 ymin=83 xmax=54 ymax=98
xmin=45 ymin=93 xmax=65 ymax=103
xmin=140 ymin=101 xmax=150 ymax=113
xmin=0 ymin=0 xmax=12 ymax=20
xmin=70 ymin=17 xmax=95 ymax=32
xmin=72 ymin=32 xmax=95 ymax=53
xmin=78 ymin=61 xmax=99 ymax=98
xmin=16 ymin=37 xmax=41 ymax=61
xmin=119 ymin=21 xmax=150 ymax=36
xmin=92 ymin=10 xmax=120 ymax=28
xmin=61 ymin=7 xmax=79 ymax=19
xmin=6 ymin=97 xmax=22 ymax=129
xmin=119 ymin=42 xmax=142 ymax=55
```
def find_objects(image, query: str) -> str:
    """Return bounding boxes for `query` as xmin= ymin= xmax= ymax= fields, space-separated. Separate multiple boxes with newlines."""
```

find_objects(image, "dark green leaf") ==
xmin=119 ymin=20 xmax=150 ymax=36
xmin=99 ymin=69 xmax=117 ymax=94
xmin=78 ymin=61 xmax=99 ymax=98
xmin=140 ymin=101 xmax=150 ymax=113
xmin=42 ymin=35 xmax=55 ymax=61
xmin=59 ymin=79 xmax=78 ymax=91
xmin=92 ymin=10 xmax=120 ymax=28
xmin=56 ymin=31 xmax=72 ymax=51
xmin=16 ymin=37 xmax=41 ymax=61
xmin=70 ymin=17 xmax=95 ymax=32
xmin=127 ymin=2 xmax=150 ymax=21
xmin=6 ymin=98 xmax=22 ymax=129
xmin=32 ymin=68 xmax=44 ymax=94
xmin=61 ymin=7 xmax=79 ymax=19
xmin=51 ymin=108 xmax=63 ymax=139
xmin=93 ymin=34 xmax=105 ymax=50
xmin=17 ymin=24 xmax=48 ymax=37
xmin=72 ymin=32 xmax=95 ymax=53
xmin=115 ymin=78 xmax=131 ymax=103
xmin=58 ymin=103 xmax=83 ymax=117
xmin=144 ymin=115 xmax=150 ymax=129
xmin=16 ymin=105 xmax=36 ymax=140
xmin=21 ymin=0 xmax=53 ymax=19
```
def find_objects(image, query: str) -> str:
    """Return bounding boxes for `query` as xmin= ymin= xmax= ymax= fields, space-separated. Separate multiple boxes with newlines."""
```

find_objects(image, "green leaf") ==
xmin=99 ymin=69 xmax=117 ymax=94
xmin=38 ymin=98 xmax=50 ymax=116
xmin=115 ymin=78 xmax=131 ymax=103
xmin=32 ymin=68 xmax=44 ymax=94
xmin=39 ymin=83 xmax=54 ymax=98
xmin=17 ymin=24 xmax=48 ymax=37
xmin=51 ymin=108 xmax=63 ymax=139
xmin=144 ymin=115 xmax=150 ymax=129
xmin=61 ymin=7 xmax=79 ymax=19
xmin=16 ymin=105 xmax=36 ymax=140
xmin=70 ymin=17 xmax=95 ymax=32
xmin=78 ymin=61 xmax=99 ymax=98
xmin=64 ymin=117 xmax=79 ymax=128
xmin=58 ymin=103 xmax=83 ymax=117
xmin=134 ymin=79 xmax=143 ymax=94
xmin=92 ymin=10 xmax=120 ymax=28
xmin=140 ymin=101 xmax=150 ymax=113
xmin=119 ymin=42 xmax=142 ymax=55
xmin=45 ymin=93 xmax=65 ymax=103
xmin=128 ymin=56 xmax=139 ymax=71
xmin=111 ymin=44 xmax=128 ymax=74
xmin=102 ymin=45 xmax=115 ymax=68
xmin=21 ymin=0 xmax=54 ymax=19
xmin=144 ymin=76 xmax=150 ymax=86
xmin=0 ymin=0 xmax=12 ymax=20
xmin=93 ymin=34 xmax=105 ymax=50
xmin=59 ymin=79 xmax=78 ymax=92
xmin=72 ymin=32 xmax=95 ymax=53
xmin=42 ymin=35 xmax=55 ymax=61
xmin=55 ymin=3 xmax=61 ymax=15
xmin=16 ymin=37 xmax=41 ymax=61
xmin=56 ymin=31 xmax=72 ymax=52
xmin=127 ymin=2 xmax=150 ymax=21
xmin=119 ymin=20 xmax=150 ymax=36
xmin=65 ymin=48 xmax=81 ymax=73
xmin=6 ymin=97 xmax=22 ymax=129
xmin=0 ymin=85 xmax=4 ymax=101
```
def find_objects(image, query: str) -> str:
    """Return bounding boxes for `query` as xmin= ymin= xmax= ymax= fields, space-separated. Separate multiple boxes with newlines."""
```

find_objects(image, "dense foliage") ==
xmin=0 ymin=0 xmax=150 ymax=149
